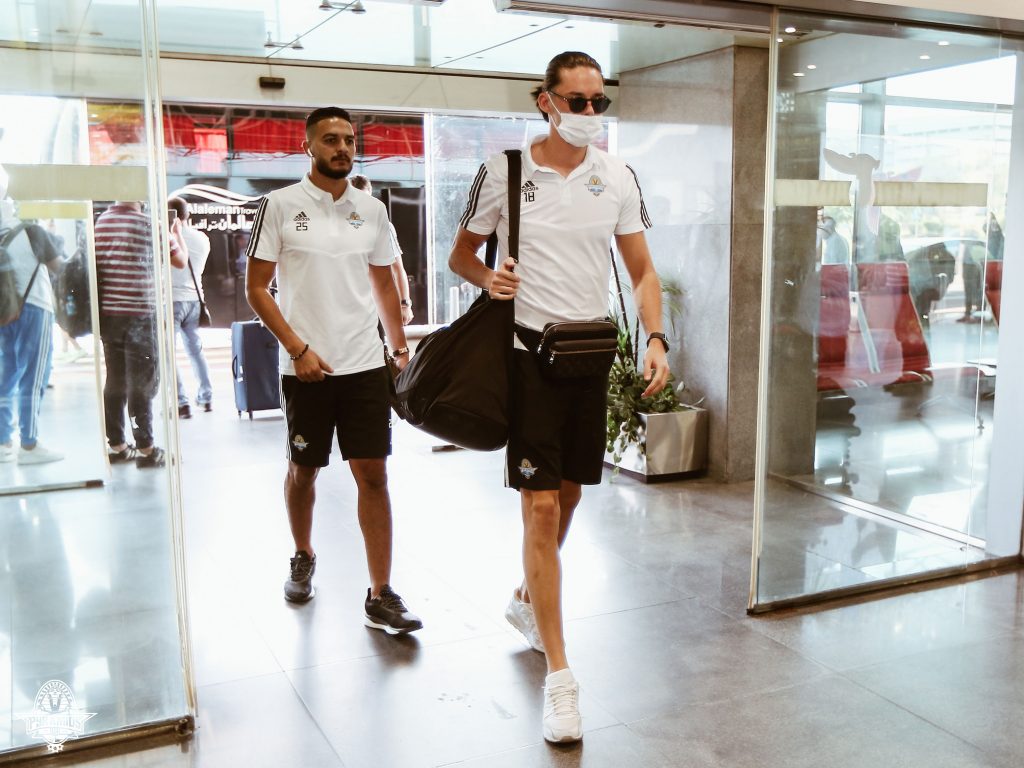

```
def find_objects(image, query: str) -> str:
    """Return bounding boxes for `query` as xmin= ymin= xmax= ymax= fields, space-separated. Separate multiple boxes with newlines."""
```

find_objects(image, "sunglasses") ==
xmin=546 ymin=89 xmax=612 ymax=115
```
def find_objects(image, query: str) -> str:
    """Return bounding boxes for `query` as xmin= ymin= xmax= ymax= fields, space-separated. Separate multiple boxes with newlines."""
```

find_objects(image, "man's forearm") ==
xmin=247 ymin=286 xmax=305 ymax=358
xmin=449 ymin=238 xmax=493 ymax=290
xmin=371 ymin=271 xmax=408 ymax=351
xmin=633 ymin=270 xmax=664 ymax=336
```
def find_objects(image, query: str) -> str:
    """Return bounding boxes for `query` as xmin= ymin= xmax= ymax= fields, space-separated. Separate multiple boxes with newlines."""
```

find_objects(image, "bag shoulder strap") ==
xmin=186 ymin=255 xmax=204 ymax=301
xmin=1 ymin=223 xmax=43 ymax=315
xmin=0 ymin=222 xmax=29 ymax=252
xmin=483 ymin=149 xmax=523 ymax=270
xmin=504 ymin=149 xmax=521 ymax=264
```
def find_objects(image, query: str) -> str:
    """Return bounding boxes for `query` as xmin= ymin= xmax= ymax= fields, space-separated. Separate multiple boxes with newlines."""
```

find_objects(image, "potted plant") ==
xmin=604 ymin=280 xmax=708 ymax=481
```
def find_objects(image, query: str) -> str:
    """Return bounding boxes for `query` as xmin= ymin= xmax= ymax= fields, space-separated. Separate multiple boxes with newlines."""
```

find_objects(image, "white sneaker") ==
xmin=542 ymin=668 xmax=582 ymax=743
xmin=0 ymin=443 xmax=14 ymax=463
xmin=17 ymin=442 xmax=65 ymax=465
xmin=505 ymin=591 xmax=545 ymax=653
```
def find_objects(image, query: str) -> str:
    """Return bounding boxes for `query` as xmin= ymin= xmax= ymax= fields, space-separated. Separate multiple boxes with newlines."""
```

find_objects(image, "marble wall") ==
xmin=618 ymin=46 xmax=768 ymax=482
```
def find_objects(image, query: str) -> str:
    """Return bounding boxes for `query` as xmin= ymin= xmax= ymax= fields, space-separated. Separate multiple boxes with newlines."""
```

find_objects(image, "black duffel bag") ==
xmin=390 ymin=149 xmax=522 ymax=451
xmin=391 ymin=293 xmax=513 ymax=450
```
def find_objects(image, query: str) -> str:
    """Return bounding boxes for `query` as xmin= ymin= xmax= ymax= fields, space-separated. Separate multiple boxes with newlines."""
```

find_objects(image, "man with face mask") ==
xmin=449 ymin=51 xmax=669 ymax=743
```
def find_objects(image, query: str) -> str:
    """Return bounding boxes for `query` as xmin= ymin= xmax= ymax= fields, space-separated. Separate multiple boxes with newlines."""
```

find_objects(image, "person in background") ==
xmin=94 ymin=201 xmax=186 ymax=468
xmin=0 ymin=170 xmax=65 ymax=465
xmin=349 ymin=174 xmax=414 ymax=325
xmin=168 ymin=197 xmax=213 ymax=417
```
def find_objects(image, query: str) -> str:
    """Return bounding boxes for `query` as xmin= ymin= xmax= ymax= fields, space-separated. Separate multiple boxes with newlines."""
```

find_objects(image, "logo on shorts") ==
xmin=292 ymin=435 xmax=309 ymax=452
xmin=293 ymin=211 xmax=310 ymax=231
xmin=347 ymin=211 xmax=365 ymax=229
xmin=585 ymin=175 xmax=606 ymax=196
xmin=518 ymin=459 xmax=537 ymax=479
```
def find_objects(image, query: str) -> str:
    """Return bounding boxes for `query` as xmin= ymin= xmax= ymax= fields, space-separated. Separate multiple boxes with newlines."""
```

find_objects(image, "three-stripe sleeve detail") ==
xmin=245 ymin=197 xmax=269 ymax=259
xmin=458 ymin=164 xmax=488 ymax=229
xmin=625 ymin=164 xmax=652 ymax=229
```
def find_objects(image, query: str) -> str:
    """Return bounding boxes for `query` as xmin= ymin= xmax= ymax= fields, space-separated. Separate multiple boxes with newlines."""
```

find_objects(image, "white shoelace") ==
xmin=546 ymin=682 xmax=579 ymax=718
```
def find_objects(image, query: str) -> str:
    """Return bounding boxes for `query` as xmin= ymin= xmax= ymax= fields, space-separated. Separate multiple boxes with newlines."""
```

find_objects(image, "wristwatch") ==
xmin=647 ymin=332 xmax=670 ymax=353
xmin=400 ymin=299 xmax=412 ymax=307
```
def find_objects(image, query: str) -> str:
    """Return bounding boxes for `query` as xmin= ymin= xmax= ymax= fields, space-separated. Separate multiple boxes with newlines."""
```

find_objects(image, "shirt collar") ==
xmin=300 ymin=174 xmax=354 ymax=207
xmin=523 ymin=134 xmax=597 ymax=179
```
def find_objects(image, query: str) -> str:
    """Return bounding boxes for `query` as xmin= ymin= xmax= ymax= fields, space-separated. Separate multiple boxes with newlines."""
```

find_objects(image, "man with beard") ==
xmin=245 ymin=107 xmax=422 ymax=634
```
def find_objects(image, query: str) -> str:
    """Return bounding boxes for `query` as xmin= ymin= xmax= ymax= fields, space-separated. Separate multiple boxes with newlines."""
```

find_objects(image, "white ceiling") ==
xmin=0 ymin=0 xmax=767 ymax=78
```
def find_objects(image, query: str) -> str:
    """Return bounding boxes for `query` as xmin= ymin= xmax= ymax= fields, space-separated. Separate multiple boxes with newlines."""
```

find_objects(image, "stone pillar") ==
xmin=618 ymin=46 xmax=769 ymax=481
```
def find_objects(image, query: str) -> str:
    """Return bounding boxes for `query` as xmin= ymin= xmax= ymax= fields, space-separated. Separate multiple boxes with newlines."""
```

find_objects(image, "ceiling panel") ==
xmin=0 ymin=0 xmax=766 ymax=78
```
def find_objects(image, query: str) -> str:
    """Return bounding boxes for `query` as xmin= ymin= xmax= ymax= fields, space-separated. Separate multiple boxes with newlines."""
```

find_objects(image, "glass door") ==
xmin=1 ymin=0 xmax=195 ymax=758
xmin=752 ymin=11 xmax=1023 ymax=609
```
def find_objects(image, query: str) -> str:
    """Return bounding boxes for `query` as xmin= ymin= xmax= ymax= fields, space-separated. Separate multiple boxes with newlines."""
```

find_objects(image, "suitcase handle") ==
xmin=231 ymin=355 xmax=239 ymax=381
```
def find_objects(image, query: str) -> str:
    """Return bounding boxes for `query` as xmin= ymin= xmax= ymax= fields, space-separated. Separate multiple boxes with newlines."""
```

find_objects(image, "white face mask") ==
xmin=550 ymin=100 xmax=603 ymax=147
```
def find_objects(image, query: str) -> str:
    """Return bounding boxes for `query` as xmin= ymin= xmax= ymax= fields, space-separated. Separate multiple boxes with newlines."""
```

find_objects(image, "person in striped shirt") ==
xmin=94 ymin=201 xmax=186 ymax=468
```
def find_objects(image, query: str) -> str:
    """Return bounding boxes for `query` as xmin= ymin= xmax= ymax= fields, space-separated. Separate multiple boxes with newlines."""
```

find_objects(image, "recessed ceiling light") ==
xmin=920 ymin=54 xmax=931 ymax=60
xmin=564 ymin=24 xmax=574 ymax=29
xmin=784 ymin=26 xmax=796 ymax=33
xmin=807 ymin=64 xmax=816 ymax=70
xmin=938 ymin=40 xmax=950 ymax=46
xmin=776 ymin=37 xmax=783 ymax=43
xmin=793 ymin=72 xmax=805 ymax=77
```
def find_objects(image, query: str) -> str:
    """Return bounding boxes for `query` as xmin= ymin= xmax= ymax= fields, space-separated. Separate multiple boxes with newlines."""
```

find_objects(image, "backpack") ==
xmin=52 ymin=247 xmax=91 ymax=337
xmin=0 ymin=223 xmax=34 ymax=326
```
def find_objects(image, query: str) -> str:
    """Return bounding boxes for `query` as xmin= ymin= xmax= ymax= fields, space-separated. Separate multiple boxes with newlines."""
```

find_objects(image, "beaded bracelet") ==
xmin=289 ymin=343 xmax=309 ymax=361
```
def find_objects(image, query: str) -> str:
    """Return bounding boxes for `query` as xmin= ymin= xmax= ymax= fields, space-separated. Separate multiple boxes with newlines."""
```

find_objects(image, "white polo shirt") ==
xmin=459 ymin=135 xmax=651 ymax=332
xmin=246 ymin=175 xmax=395 ymax=376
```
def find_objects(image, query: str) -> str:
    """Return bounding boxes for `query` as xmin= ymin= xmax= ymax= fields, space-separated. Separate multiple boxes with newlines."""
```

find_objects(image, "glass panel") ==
xmin=754 ymin=13 xmax=1022 ymax=607
xmin=0 ymin=1 xmax=194 ymax=757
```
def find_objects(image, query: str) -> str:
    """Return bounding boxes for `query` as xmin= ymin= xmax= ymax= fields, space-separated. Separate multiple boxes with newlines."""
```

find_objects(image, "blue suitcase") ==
xmin=231 ymin=321 xmax=280 ymax=419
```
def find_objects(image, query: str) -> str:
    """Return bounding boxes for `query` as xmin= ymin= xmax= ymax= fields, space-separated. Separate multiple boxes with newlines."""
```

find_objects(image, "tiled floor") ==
xmin=3 ymin=344 xmax=1024 ymax=767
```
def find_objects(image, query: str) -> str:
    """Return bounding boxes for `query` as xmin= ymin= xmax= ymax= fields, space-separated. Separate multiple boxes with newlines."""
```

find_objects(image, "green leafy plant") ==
xmin=605 ymin=279 xmax=689 ymax=465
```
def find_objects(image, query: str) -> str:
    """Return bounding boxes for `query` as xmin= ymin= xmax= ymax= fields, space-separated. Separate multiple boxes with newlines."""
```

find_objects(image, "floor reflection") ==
xmin=808 ymin=311 xmax=998 ymax=540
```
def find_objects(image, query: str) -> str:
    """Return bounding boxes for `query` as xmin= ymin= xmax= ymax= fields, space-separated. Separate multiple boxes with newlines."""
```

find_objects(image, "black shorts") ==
xmin=506 ymin=349 xmax=609 ymax=491
xmin=281 ymin=367 xmax=392 ymax=467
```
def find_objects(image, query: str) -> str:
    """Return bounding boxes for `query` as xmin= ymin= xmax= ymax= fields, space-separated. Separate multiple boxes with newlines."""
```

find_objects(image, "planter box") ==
xmin=605 ymin=406 xmax=708 ymax=482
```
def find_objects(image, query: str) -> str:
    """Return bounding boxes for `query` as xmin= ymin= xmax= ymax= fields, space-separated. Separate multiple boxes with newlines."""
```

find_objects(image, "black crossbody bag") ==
xmin=533 ymin=319 xmax=618 ymax=379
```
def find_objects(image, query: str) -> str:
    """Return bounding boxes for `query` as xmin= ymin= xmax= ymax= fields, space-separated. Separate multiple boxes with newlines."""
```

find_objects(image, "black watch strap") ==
xmin=647 ymin=332 xmax=670 ymax=353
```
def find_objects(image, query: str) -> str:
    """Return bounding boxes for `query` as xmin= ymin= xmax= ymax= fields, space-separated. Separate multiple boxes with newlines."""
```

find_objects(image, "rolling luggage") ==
xmin=231 ymin=320 xmax=280 ymax=419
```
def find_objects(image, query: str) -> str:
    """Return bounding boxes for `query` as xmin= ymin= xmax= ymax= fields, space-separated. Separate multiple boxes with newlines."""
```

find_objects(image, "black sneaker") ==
xmin=108 ymin=445 xmax=139 ymax=463
xmin=285 ymin=551 xmax=316 ymax=603
xmin=364 ymin=585 xmax=423 ymax=634
xmin=136 ymin=446 xmax=166 ymax=469
xmin=178 ymin=404 xmax=192 ymax=419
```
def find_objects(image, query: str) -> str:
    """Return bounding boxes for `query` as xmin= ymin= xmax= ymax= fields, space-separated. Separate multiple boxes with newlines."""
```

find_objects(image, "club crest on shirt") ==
xmin=292 ymin=435 xmax=309 ymax=452
xmin=293 ymin=211 xmax=310 ymax=231
xmin=521 ymin=180 xmax=538 ymax=203
xmin=347 ymin=211 xmax=365 ymax=229
xmin=518 ymin=459 xmax=537 ymax=479
xmin=585 ymin=176 xmax=606 ymax=196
